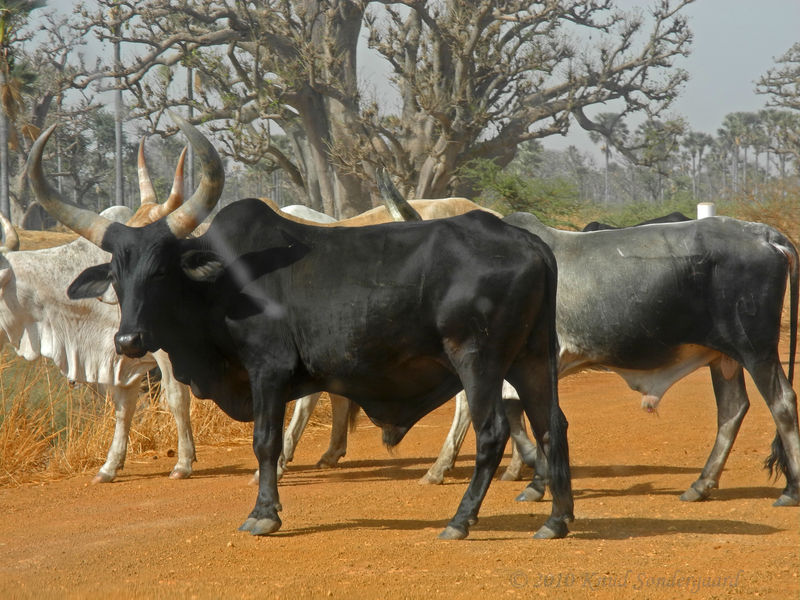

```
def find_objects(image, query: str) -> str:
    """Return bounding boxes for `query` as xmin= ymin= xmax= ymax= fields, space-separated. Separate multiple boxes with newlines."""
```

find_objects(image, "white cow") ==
xmin=280 ymin=204 xmax=337 ymax=224
xmin=0 ymin=143 xmax=195 ymax=483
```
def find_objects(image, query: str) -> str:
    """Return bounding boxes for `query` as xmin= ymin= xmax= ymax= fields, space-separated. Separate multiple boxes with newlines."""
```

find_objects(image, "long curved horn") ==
xmin=26 ymin=125 xmax=113 ymax=247
xmin=165 ymin=113 xmax=224 ymax=237
xmin=162 ymin=146 xmax=187 ymax=216
xmin=0 ymin=210 xmax=19 ymax=252
xmin=137 ymin=137 xmax=158 ymax=205
xmin=376 ymin=168 xmax=422 ymax=222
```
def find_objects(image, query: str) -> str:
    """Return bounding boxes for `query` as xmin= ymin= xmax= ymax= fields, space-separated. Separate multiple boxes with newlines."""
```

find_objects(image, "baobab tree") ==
xmin=78 ymin=0 xmax=693 ymax=217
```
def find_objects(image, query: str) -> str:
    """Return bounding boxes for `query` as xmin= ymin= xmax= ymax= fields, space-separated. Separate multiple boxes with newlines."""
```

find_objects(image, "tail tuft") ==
xmin=347 ymin=399 xmax=361 ymax=432
xmin=764 ymin=432 xmax=789 ymax=480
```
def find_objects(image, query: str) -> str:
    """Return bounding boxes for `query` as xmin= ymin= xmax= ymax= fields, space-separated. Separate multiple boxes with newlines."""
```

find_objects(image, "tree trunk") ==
xmin=114 ymin=32 xmax=125 ymax=208
xmin=0 ymin=66 xmax=8 ymax=220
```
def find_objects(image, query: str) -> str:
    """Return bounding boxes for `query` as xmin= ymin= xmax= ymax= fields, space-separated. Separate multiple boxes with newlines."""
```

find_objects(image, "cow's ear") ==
xmin=68 ymin=263 xmax=113 ymax=300
xmin=181 ymin=249 xmax=224 ymax=282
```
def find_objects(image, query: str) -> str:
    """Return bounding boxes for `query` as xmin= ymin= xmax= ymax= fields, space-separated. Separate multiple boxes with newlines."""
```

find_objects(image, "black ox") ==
xmin=27 ymin=116 xmax=573 ymax=540
xmin=582 ymin=211 xmax=692 ymax=232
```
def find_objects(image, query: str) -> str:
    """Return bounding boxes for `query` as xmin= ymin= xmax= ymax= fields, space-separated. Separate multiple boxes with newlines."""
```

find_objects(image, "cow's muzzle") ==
xmin=115 ymin=332 xmax=148 ymax=358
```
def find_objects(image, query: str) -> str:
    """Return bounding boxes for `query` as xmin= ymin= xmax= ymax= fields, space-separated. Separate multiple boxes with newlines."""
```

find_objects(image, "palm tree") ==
xmin=0 ymin=0 xmax=45 ymax=219
xmin=718 ymin=113 xmax=747 ymax=195
xmin=681 ymin=131 xmax=714 ymax=199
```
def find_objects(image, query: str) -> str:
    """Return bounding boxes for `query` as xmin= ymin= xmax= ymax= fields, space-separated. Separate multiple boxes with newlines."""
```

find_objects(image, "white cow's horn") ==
xmin=137 ymin=137 xmax=157 ymax=206
xmin=164 ymin=112 xmax=224 ymax=237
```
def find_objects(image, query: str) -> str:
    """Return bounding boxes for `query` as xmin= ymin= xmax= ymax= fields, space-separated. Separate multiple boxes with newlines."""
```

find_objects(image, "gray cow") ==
xmin=432 ymin=212 xmax=800 ymax=507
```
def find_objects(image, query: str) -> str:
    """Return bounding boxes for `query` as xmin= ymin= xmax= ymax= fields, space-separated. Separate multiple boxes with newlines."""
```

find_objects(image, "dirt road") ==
xmin=1 ymin=368 xmax=798 ymax=599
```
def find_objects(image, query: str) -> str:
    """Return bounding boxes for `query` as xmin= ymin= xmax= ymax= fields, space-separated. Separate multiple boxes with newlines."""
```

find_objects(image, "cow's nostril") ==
xmin=115 ymin=332 xmax=146 ymax=357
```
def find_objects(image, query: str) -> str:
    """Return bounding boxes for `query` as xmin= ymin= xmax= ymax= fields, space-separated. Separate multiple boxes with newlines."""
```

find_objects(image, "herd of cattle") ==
xmin=8 ymin=114 xmax=797 ymax=541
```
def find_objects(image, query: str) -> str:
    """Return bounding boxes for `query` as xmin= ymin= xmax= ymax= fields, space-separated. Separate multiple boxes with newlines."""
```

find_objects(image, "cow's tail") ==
xmin=788 ymin=239 xmax=798 ymax=385
xmin=764 ymin=237 xmax=798 ymax=480
xmin=765 ymin=434 xmax=789 ymax=480
xmin=541 ymin=244 xmax=573 ymax=520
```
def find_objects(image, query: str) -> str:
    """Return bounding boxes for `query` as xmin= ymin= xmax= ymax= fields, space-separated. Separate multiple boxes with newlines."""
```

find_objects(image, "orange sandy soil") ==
xmin=1 ymin=367 xmax=798 ymax=599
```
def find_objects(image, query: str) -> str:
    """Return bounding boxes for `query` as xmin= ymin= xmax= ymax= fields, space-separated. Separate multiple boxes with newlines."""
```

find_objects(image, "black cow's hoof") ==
xmin=240 ymin=517 xmax=282 ymax=535
xmin=515 ymin=486 xmax=544 ymax=502
xmin=238 ymin=518 xmax=257 ymax=532
xmin=773 ymin=494 xmax=799 ymax=507
xmin=438 ymin=525 xmax=468 ymax=540
xmin=251 ymin=518 xmax=282 ymax=535
xmin=533 ymin=520 xmax=568 ymax=539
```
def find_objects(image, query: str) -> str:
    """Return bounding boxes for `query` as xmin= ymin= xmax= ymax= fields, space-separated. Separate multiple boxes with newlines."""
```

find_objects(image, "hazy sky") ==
xmin=551 ymin=0 xmax=800 ymax=156
xmin=674 ymin=0 xmax=799 ymax=129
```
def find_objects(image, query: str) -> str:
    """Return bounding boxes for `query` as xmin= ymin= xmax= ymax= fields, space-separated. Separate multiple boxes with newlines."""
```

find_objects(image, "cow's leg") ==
xmin=153 ymin=350 xmax=195 ymax=479
xmin=681 ymin=361 xmax=749 ymax=501
xmin=252 ymin=392 xmax=347 ymax=485
xmin=240 ymin=378 xmax=287 ymax=536
xmin=283 ymin=393 xmax=320 ymax=464
xmin=504 ymin=397 xmax=547 ymax=499
xmin=439 ymin=375 xmax=509 ymax=540
xmin=93 ymin=384 xmax=138 ymax=483
xmin=502 ymin=439 xmax=526 ymax=481
xmin=421 ymin=390 xmax=471 ymax=485
xmin=279 ymin=392 xmax=321 ymax=479
xmin=747 ymin=359 xmax=800 ymax=506
xmin=501 ymin=384 xmax=538 ymax=482
xmin=506 ymin=357 xmax=573 ymax=539
xmin=317 ymin=394 xmax=351 ymax=468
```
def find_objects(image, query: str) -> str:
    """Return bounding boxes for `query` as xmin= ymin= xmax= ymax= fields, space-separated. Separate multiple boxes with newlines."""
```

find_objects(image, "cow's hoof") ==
xmin=680 ymin=488 xmax=706 ymax=502
xmin=169 ymin=468 xmax=191 ymax=480
xmin=438 ymin=525 xmax=468 ymax=540
xmin=418 ymin=472 xmax=444 ymax=485
xmin=316 ymin=455 xmax=342 ymax=469
xmin=500 ymin=469 xmax=521 ymax=481
xmin=91 ymin=472 xmax=115 ymax=484
xmin=515 ymin=486 xmax=544 ymax=502
xmin=239 ymin=517 xmax=281 ymax=536
xmin=533 ymin=520 xmax=568 ymax=539
xmin=680 ymin=481 xmax=713 ymax=502
xmin=773 ymin=494 xmax=799 ymax=507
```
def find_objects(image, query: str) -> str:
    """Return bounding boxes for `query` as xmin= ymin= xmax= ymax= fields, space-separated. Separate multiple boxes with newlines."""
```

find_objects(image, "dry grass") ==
xmin=728 ymin=184 xmax=800 ymax=248
xmin=0 ymin=350 xmax=109 ymax=486
xmin=0 ymin=343 xmax=334 ymax=488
